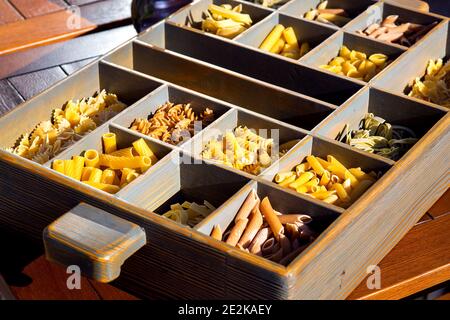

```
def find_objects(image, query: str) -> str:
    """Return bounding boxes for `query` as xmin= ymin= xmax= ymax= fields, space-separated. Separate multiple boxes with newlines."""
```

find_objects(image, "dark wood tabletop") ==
xmin=0 ymin=0 xmax=449 ymax=300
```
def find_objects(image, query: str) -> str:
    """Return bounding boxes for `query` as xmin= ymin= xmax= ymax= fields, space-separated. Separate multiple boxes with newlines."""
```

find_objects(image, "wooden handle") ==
xmin=43 ymin=203 xmax=146 ymax=283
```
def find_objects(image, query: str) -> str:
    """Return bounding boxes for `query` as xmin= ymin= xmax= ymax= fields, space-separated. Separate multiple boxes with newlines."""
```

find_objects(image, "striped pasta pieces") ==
xmin=51 ymin=134 xmax=158 ymax=194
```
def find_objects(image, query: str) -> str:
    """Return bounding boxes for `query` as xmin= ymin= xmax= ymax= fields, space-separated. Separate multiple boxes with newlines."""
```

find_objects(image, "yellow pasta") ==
xmin=110 ymin=147 xmax=135 ymax=158
xmin=64 ymin=160 xmax=76 ymax=179
xmin=84 ymin=149 xmax=100 ymax=168
xmin=120 ymin=168 xmax=139 ymax=186
xmin=260 ymin=24 xmax=285 ymax=51
xmin=132 ymin=138 xmax=157 ymax=172
xmin=274 ymin=154 xmax=379 ymax=208
xmin=81 ymin=167 xmax=94 ymax=181
xmin=52 ymin=159 xmax=65 ymax=174
xmin=83 ymin=181 xmax=120 ymax=194
xmin=101 ymin=169 xmax=116 ymax=185
xmin=99 ymin=154 xmax=151 ymax=170
xmin=73 ymin=156 xmax=85 ymax=181
xmin=88 ymin=168 xmax=103 ymax=183
xmin=102 ymin=133 xmax=117 ymax=154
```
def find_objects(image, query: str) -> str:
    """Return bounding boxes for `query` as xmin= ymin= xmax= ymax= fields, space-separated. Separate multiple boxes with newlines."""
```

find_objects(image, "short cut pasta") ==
xmin=51 ymin=133 xmax=159 ymax=194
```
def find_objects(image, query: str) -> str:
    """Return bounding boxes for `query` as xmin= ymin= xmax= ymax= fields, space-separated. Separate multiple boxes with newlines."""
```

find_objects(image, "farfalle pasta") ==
xmin=407 ymin=58 xmax=450 ymax=108
xmin=130 ymin=101 xmax=215 ymax=145
xmin=52 ymin=135 xmax=157 ymax=194
xmin=5 ymin=90 xmax=126 ymax=164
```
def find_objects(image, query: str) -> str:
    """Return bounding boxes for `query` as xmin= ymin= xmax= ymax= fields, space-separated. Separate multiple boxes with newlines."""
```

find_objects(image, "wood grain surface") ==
xmin=0 ymin=0 xmax=23 ymax=26
xmin=0 ymin=24 xmax=136 ymax=79
xmin=0 ymin=79 xmax=23 ymax=115
xmin=9 ymin=0 xmax=67 ymax=18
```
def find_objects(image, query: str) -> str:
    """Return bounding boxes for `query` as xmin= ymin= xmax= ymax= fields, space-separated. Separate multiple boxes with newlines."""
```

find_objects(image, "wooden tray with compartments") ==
xmin=0 ymin=0 xmax=448 ymax=299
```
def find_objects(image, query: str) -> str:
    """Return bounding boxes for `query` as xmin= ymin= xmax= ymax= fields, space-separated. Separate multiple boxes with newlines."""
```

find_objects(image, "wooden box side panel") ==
xmin=287 ymin=114 xmax=450 ymax=299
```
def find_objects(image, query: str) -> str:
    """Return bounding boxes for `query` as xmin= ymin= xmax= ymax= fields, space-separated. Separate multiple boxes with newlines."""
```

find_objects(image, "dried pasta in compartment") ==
xmin=4 ymin=90 xmax=126 ymax=164
xmin=211 ymin=190 xmax=317 ymax=266
xmin=335 ymin=113 xmax=418 ymax=160
xmin=162 ymin=200 xmax=216 ymax=227
xmin=406 ymin=58 xmax=450 ymax=108
xmin=274 ymin=154 xmax=380 ymax=208
xmin=130 ymin=101 xmax=215 ymax=145
xmin=51 ymin=134 xmax=158 ymax=194
xmin=259 ymin=24 xmax=310 ymax=60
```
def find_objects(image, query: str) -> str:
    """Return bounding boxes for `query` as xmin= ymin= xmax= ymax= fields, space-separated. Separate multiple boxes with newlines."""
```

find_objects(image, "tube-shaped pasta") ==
xmin=306 ymin=155 xmax=325 ymax=176
xmin=81 ymin=167 xmax=94 ymax=181
xmin=304 ymin=177 xmax=319 ymax=191
xmin=285 ymin=223 xmax=300 ymax=240
xmin=274 ymin=171 xmax=295 ymax=183
xmin=249 ymin=227 xmax=271 ymax=255
xmin=295 ymin=162 xmax=311 ymax=175
xmin=101 ymin=169 xmax=116 ymax=185
xmin=261 ymin=238 xmax=277 ymax=255
xmin=238 ymin=206 xmax=263 ymax=248
xmin=332 ymin=183 xmax=350 ymax=202
xmin=259 ymin=24 xmax=285 ymax=51
xmin=323 ymin=194 xmax=339 ymax=204
xmin=64 ymin=160 xmax=75 ymax=179
xmin=102 ymin=133 xmax=117 ymax=154
xmin=73 ymin=156 xmax=85 ymax=181
xmin=52 ymin=159 xmax=65 ymax=174
xmin=210 ymin=224 xmax=222 ymax=241
xmin=278 ymin=175 xmax=296 ymax=188
xmin=319 ymin=170 xmax=331 ymax=186
xmin=132 ymin=138 xmax=158 ymax=167
xmin=348 ymin=167 xmax=375 ymax=181
xmin=82 ymin=181 xmax=120 ymax=194
xmin=282 ymin=27 xmax=298 ymax=46
xmin=225 ymin=218 xmax=248 ymax=247
xmin=350 ymin=179 xmax=374 ymax=201
xmin=99 ymin=154 xmax=151 ymax=170
xmin=310 ymin=190 xmax=336 ymax=200
xmin=289 ymin=172 xmax=315 ymax=189
xmin=260 ymin=197 xmax=284 ymax=240
xmin=277 ymin=214 xmax=312 ymax=225
xmin=88 ymin=168 xmax=103 ymax=183
xmin=279 ymin=233 xmax=292 ymax=256
xmin=234 ymin=189 xmax=259 ymax=221
xmin=269 ymin=37 xmax=285 ymax=54
xmin=84 ymin=149 xmax=100 ymax=168
xmin=110 ymin=147 xmax=135 ymax=158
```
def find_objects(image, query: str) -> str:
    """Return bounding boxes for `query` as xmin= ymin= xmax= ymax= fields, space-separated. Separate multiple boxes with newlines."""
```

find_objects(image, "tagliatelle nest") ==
xmin=5 ymin=90 xmax=126 ymax=164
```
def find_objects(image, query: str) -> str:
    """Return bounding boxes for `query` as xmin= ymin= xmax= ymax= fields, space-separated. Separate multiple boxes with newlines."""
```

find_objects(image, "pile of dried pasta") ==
xmin=129 ymin=101 xmax=215 ymax=145
xmin=201 ymin=126 xmax=275 ymax=175
xmin=162 ymin=200 xmax=216 ymax=227
xmin=210 ymin=190 xmax=316 ymax=266
xmin=52 ymin=135 xmax=157 ymax=194
xmin=259 ymin=24 xmax=310 ymax=60
xmin=5 ymin=90 xmax=126 ymax=164
xmin=336 ymin=113 xmax=418 ymax=160
xmin=320 ymin=46 xmax=389 ymax=82
xmin=200 ymin=3 xmax=252 ymax=39
xmin=274 ymin=155 xmax=379 ymax=208
xmin=407 ymin=58 xmax=450 ymax=108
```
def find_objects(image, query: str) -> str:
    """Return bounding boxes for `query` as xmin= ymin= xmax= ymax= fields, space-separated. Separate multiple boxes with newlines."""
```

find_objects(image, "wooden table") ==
xmin=0 ymin=1 xmax=449 ymax=301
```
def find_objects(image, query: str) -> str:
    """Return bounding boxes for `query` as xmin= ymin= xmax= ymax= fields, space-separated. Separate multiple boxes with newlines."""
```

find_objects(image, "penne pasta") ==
xmin=225 ymin=218 xmax=249 ymax=247
xmin=274 ymin=171 xmax=295 ymax=183
xmin=306 ymin=155 xmax=325 ymax=176
xmin=249 ymin=227 xmax=271 ymax=255
xmin=332 ymin=183 xmax=350 ymax=202
xmin=238 ymin=205 xmax=263 ymax=248
xmin=234 ymin=189 xmax=259 ymax=222
xmin=102 ymin=133 xmax=117 ymax=154
xmin=278 ymin=175 xmax=296 ymax=188
xmin=84 ymin=149 xmax=100 ymax=168
xmin=277 ymin=214 xmax=312 ymax=225
xmin=319 ymin=170 xmax=331 ymax=186
xmin=295 ymin=162 xmax=311 ymax=175
xmin=260 ymin=197 xmax=284 ymax=240
xmin=289 ymin=172 xmax=315 ymax=189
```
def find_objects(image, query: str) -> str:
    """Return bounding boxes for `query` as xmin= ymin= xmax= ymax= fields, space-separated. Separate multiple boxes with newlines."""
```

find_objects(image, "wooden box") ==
xmin=0 ymin=0 xmax=448 ymax=299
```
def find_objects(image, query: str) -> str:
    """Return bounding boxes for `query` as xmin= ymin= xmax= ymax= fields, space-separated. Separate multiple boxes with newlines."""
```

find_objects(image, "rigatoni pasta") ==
xmin=51 ymin=135 xmax=158 ymax=194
